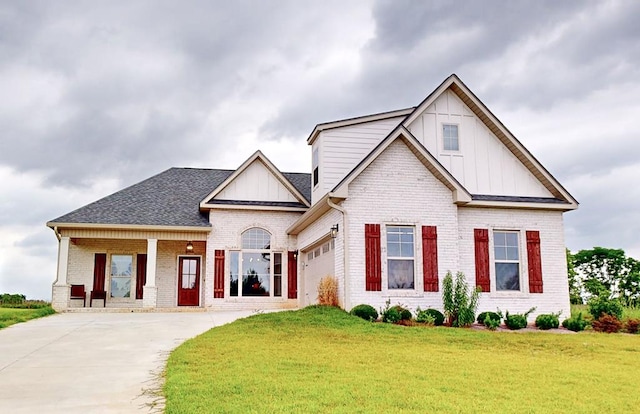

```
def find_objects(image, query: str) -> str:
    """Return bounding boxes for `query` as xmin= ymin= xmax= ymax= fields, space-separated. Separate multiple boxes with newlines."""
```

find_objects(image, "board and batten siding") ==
xmin=311 ymin=116 xmax=404 ymax=204
xmin=407 ymin=89 xmax=552 ymax=198
xmin=215 ymin=159 xmax=299 ymax=203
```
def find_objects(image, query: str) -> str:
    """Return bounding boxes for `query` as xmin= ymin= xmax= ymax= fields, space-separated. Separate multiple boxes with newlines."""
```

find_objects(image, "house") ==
xmin=48 ymin=74 xmax=577 ymax=319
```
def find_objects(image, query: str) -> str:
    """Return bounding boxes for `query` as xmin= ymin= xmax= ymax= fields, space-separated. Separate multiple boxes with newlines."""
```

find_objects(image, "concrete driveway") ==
xmin=0 ymin=310 xmax=254 ymax=413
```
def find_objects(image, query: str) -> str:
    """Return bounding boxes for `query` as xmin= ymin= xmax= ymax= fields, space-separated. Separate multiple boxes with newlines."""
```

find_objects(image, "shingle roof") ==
xmin=49 ymin=168 xmax=311 ymax=228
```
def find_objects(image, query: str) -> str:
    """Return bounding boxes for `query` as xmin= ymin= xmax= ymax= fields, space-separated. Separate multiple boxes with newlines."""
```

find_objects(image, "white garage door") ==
xmin=303 ymin=239 xmax=335 ymax=306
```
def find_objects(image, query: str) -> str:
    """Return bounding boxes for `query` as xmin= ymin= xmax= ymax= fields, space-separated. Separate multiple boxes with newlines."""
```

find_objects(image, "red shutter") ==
xmin=214 ymin=250 xmax=225 ymax=298
xmin=422 ymin=226 xmax=439 ymax=292
xmin=474 ymin=229 xmax=490 ymax=292
xmin=93 ymin=253 xmax=106 ymax=292
xmin=136 ymin=254 xmax=147 ymax=300
xmin=365 ymin=224 xmax=382 ymax=291
xmin=526 ymin=231 xmax=543 ymax=293
xmin=288 ymin=251 xmax=298 ymax=299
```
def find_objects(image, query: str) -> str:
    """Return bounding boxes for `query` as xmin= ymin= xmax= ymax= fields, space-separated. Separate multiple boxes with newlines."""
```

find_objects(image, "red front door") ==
xmin=178 ymin=257 xmax=200 ymax=306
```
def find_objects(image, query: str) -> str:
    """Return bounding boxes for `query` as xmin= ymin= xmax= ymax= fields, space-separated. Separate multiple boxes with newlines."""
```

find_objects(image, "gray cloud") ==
xmin=1 ymin=0 xmax=640 ymax=301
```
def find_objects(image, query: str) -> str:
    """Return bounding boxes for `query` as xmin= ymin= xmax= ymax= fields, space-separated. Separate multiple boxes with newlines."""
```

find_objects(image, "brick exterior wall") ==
xmin=205 ymin=209 xmax=301 ymax=309
xmin=320 ymin=139 xmax=571 ymax=320
xmin=341 ymin=140 xmax=460 ymax=311
xmin=457 ymin=207 xmax=570 ymax=318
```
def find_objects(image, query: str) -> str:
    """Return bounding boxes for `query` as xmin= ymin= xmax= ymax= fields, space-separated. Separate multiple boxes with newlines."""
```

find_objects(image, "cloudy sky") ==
xmin=1 ymin=0 xmax=639 ymax=300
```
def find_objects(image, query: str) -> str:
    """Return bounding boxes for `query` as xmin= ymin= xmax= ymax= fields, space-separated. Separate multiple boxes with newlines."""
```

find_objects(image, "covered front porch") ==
xmin=50 ymin=226 xmax=209 ymax=311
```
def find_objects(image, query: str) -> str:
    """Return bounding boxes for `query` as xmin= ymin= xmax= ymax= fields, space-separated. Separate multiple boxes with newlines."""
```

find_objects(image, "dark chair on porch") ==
xmin=69 ymin=284 xmax=86 ymax=307
xmin=90 ymin=290 xmax=107 ymax=307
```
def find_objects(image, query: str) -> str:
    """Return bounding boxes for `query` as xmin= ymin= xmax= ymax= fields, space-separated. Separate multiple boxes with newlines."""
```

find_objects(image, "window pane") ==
xmin=241 ymin=228 xmax=271 ymax=250
xmin=494 ymin=246 xmax=507 ymax=261
xmin=506 ymin=232 xmax=518 ymax=247
xmin=507 ymin=246 xmax=519 ymax=261
xmin=496 ymin=263 xmax=520 ymax=291
xmin=230 ymin=251 xmax=239 ymax=297
xmin=110 ymin=255 xmax=132 ymax=298
xmin=387 ymin=243 xmax=401 ymax=257
xmin=242 ymin=252 xmax=270 ymax=296
xmin=494 ymin=231 xmax=506 ymax=247
xmin=388 ymin=260 xmax=414 ymax=289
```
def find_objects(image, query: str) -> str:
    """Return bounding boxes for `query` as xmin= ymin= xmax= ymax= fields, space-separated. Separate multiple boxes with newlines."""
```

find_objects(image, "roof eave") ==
xmin=46 ymin=222 xmax=212 ymax=232
xmin=306 ymin=107 xmax=415 ymax=146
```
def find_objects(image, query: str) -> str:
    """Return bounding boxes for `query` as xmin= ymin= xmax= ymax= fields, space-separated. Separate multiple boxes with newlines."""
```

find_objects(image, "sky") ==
xmin=1 ymin=0 xmax=639 ymax=300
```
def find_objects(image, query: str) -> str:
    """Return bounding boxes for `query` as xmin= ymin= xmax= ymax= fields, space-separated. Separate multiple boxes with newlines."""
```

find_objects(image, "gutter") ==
xmin=327 ymin=194 xmax=350 ymax=311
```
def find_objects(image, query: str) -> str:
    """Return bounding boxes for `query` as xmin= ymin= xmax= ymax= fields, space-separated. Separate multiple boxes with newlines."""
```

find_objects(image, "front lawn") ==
xmin=0 ymin=307 xmax=55 ymax=329
xmin=165 ymin=306 xmax=639 ymax=413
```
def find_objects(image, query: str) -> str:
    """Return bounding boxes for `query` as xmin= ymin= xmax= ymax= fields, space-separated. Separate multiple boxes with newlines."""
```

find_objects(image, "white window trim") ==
xmin=108 ymin=253 xmax=135 ymax=302
xmin=382 ymin=224 xmax=421 ymax=296
xmin=228 ymin=249 xmax=285 ymax=299
xmin=489 ymin=229 xmax=528 ymax=297
xmin=442 ymin=123 xmax=461 ymax=153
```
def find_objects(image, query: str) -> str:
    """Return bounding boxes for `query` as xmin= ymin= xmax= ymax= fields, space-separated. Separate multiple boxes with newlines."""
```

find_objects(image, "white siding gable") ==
xmin=214 ymin=160 xmax=298 ymax=202
xmin=407 ymin=90 xmax=553 ymax=198
xmin=312 ymin=116 xmax=404 ymax=204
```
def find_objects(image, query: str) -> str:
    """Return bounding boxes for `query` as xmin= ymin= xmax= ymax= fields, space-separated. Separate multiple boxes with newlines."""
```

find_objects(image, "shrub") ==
xmin=317 ymin=276 xmax=339 ymax=307
xmin=382 ymin=308 xmax=401 ymax=324
xmin=391 ymin=305 xmax=412 ymax=321
xmin=350 ymin=304 xmax=378 ymax=321
xmin=592 ymin=314 xmax=623 ymax=333
xmin=624 ymin=318 xmax=640 ymax=334
xmin=442 ymin=271 xmax=480 ymax=327
xmin=535 ymin=313 xmax=561 ymax=330
xmin=562 ymin=313 xmax=588 ymax=332
xmin=500 ymin=308 xmax=536 ymax=330
xmin=483 ymin=314 xmax=500 ymax=330
xmin=416 ymin=308 xmax=445 ymax=326
xmin=588 ymin=296 xmax=623 ymax=320
xmin=477 ymin=311 xmax=500 ymax=325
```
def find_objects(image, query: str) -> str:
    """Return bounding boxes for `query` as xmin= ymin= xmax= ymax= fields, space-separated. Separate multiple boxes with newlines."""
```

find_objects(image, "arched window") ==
xmin=230 ymin=228 xmax=282 ymax=297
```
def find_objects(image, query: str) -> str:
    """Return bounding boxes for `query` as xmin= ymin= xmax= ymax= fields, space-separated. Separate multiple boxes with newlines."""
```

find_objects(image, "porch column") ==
xmin=143 ymin=239 xmax=158 ymax=308
xmin=51 ymin=236 xmax=70 ymax=311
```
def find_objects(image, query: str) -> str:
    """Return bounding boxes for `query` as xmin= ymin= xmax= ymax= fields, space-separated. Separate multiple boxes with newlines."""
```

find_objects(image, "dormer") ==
xmin=306 ymin=108 xmax=413 ymax=205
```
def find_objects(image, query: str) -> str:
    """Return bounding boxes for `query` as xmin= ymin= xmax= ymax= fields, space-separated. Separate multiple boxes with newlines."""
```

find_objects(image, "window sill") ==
xmin=489 ymin=291 xmax=531 ymax=299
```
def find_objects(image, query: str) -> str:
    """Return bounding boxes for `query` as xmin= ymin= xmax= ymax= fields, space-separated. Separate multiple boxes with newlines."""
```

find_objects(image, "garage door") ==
xmin=303 ymin=239 xmax=335 ymax=306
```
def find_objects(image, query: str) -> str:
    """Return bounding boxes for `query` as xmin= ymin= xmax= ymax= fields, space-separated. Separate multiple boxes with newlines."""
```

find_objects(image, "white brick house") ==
xmin=48 ymin=74 xmax=577 ymax=318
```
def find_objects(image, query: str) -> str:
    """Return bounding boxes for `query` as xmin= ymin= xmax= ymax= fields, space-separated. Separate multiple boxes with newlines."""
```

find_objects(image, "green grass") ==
xmin=165 ymin=306 xmax=640 ymax=413
xmin=0 ymin=307 xmax=55 ymax=329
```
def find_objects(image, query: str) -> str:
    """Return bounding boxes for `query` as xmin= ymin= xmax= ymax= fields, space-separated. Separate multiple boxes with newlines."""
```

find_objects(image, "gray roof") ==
xmin=49 ymin=168 xmax=311 ymax=228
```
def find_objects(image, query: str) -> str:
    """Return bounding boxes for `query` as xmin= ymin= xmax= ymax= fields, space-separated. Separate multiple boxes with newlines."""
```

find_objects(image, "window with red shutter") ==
xmin=365 ymin=224 xmax=381 ymax=291
xmin=474 ymin=229 xmax=491 ymax=292
xmin=526 ymin=231 xmax=543 ymax=293
xmin=422 ymin=226 xmax=438 ymax=292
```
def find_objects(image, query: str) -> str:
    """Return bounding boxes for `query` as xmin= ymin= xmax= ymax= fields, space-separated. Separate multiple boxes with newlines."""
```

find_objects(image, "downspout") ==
xmin=327 ymin=195 xmax=350 ymax=310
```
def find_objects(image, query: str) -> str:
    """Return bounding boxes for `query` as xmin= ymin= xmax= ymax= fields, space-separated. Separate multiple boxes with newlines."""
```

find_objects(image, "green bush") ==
xmin=380 ymin=300 xmax=401 ymax=324
xmin=477 ymin=311 xmax=500 ymax=325
xmin=562 ymin=313 xmax=589 ymax=332
xmin=588 ymin=296 xmax=623 ymax=320
xmin=501 ymin=308 xmax=535 ymax=330
xmin=592 ymin=315 xmax=623 ymax=333
xmin=535 ymin=313 xmax=561 ymax=330
xmin=442 ymin=271 xmax=480 ymax=327
xmin=382 ymin=307 xmax=401 ymax=323
xmin=416 ymin=308 xmax=444 ymax=326
xmin=391 ymin=305 xmax=412 ymax=321
xmin=483 ymin=314 xmax=500 ymax=330
xmin=350 ymin=304 xmax=378 ymax=321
